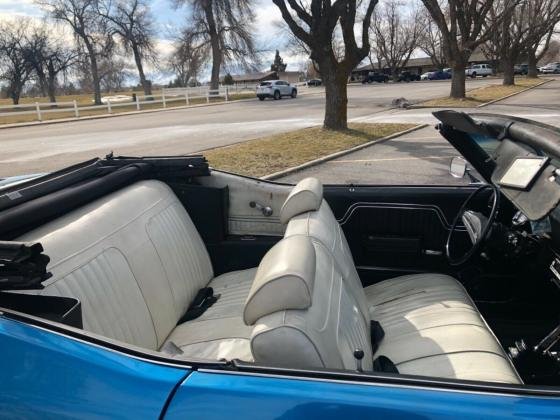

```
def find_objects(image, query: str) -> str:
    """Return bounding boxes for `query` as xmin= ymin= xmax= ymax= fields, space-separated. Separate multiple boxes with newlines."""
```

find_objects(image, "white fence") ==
xmin=0 ymin=86 xmax=243 ymax=123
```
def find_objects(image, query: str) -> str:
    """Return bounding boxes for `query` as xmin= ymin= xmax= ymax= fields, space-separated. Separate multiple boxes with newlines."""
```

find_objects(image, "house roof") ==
xmin=355 ymin=49 xmax=489 ymax=72
xmin=228 ymin=71 xmax=277 ymax=82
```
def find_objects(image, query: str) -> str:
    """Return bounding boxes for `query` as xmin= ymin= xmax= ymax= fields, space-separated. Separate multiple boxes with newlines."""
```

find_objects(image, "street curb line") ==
xmin=261 ymin=124 xmax=428 ymax=181
xmin=476 ymin=78 xmax=552 ymax=107
xmin=408 ymin=78 xmax=551 ymax=110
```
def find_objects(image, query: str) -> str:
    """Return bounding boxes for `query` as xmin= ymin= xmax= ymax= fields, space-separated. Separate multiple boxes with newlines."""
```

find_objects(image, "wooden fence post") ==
xmin=107 ymin=100 xmax=112 ymax=114
xmin=136 ymin=95 xmax=140 ymax=111
xmin=73 ymin=100 xmax=79 ymax=118
xmin=162 ymin=91 xmax=167 ymax=108
xmin=185 ymin=91 xmax=189 ymax=106
xmin=35 ymin=102 xmax=42 ymax=122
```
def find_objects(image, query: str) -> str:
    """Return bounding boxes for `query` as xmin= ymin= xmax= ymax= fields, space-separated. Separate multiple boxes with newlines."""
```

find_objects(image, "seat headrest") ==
xmin=280 ymin=178 xmax=323 ymax=224
xmin=243 ymin=236 xmax=316 ymax=325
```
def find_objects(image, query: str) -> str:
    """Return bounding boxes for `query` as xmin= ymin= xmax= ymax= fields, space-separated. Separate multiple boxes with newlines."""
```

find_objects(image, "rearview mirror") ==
xmin=450 ymin=157 xmax=467 ymax=178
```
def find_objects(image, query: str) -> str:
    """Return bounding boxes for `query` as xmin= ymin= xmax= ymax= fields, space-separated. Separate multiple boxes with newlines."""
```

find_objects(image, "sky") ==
xmin=0 ymin=0 xmax=302 ymax=83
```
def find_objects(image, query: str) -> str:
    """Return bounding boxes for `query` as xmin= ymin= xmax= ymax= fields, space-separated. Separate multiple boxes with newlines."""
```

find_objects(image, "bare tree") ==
xmin=169 ymin=30 xmax=209 ymax=87
xmin=539 ymin=38 xmax=560 ymax=67
xmin=38 ymin=0 xmax=111 ymax=104
xmin=371 ymin=0 xmax=422 ymax=81
xmin=486 ymin=0 xmax=560 ymax=85
xmin=24 ymin=25 xmax=79 ymax=103
xmin=175 ymin=0 xmax=258 ymax=90
xmin=99 ymin=56 xmax=133 ymax=91
xmin=0 ymin=20 xmax=34 ymax=104
xmin=523 ymin=1 xmax=560 ymax=77
xmin=273 ymin=1 xmax=378 ymax=130
xmin=418 ymin=8 xmax=445 ymax=70
xmin=420 ymin=0 xmax=517 ymax=98
xmin=98 ymin=0 xmax=157 ymax=95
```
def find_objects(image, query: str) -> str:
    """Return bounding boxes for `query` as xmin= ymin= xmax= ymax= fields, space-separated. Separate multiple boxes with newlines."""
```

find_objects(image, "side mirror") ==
xmin=450 ymin=157 xmax=468 ymax=178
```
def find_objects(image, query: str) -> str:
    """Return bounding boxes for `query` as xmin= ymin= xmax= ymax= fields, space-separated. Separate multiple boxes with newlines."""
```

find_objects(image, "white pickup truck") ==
xmin=465 ymin=64 xmax=493 ymax=78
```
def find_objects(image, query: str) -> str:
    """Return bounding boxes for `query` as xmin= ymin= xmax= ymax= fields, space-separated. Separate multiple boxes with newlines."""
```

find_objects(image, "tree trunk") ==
xmin=450 ymin=60 xmax=467 ymax=99
xmin=527 ymin=51 xmax=538 ymax=78
xmin=132 ymin=43 xmax=151 ymax=96
xmin=209 ymin=36 xmax=222 ymax=90
xmin=502 ymin=56 xmax=515 ymax=86
xmin=84 ymin=40 xmax=102 ymax=105
xmin=47 ymin=76 xmax=57 ymax=104
xmin=46 ymin=62 xmax=57 ymax=104
xmin=202 ymin=1 xmax=222 ymax=90
xmin=321 ymin=62 xmax=348 ymax=130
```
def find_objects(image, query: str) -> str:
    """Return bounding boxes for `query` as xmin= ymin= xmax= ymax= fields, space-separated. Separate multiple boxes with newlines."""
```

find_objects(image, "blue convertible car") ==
xmin=1 ymin=111 xmax=560 ymax=418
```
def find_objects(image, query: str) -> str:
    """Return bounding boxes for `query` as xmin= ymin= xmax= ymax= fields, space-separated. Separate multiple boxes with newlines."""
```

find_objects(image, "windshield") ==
xmin=259 ymin=82 xmax=272 ymax=86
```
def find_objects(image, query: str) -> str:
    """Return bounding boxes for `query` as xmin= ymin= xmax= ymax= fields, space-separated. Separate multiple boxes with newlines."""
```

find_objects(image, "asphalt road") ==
xmin=280 ymin=78 xmax=560 ymax=185
xmin=0 ymin=78 xmax=497 ymax=177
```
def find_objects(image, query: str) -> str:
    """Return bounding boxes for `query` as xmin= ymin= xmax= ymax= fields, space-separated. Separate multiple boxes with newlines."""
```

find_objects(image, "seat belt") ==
xmin=370 ymin=320 xmax=385 ymax=354
xmin=178 ymin=287 xmax=220 ymax=323
xmin=373 ymin=355 xmax=399 ymax=373
xmin=369 ymin=319 xmax=399 ymax=373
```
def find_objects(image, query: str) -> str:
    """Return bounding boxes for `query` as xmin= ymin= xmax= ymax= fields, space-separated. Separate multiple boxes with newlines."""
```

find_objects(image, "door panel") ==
xmin=199 ymin=171 xmax=290 ymax=236
xmin=324 ymin=185 xmax=485 ymax=282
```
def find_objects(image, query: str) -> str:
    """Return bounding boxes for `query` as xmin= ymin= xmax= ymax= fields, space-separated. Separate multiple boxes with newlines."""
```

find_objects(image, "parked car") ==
xmin=420 ymin=71 xmax=432 ymax=80
xmin=465 ymin=64 xmax=493 ymax=78
xmin=514 ymin=64 xmax=529 ymax=75
xmin=362 ymin=72 xmax=389 ymax=83
xmin=2 ymin=112 xmax=560 ymax=417
xmin=256 ymin=80 xmax=297 ymax=100
xmin=307 ymin=79 xmax=322 ymax=87
xmin=397 ymin=71 xmax=421 ymax=82
xmin=541 ymin=63 xmax=560 ymax=74
xmin=443 ymin=68 xmax=452 ymax=73
xmin=428 ymin=70 xmax=452 ymax=80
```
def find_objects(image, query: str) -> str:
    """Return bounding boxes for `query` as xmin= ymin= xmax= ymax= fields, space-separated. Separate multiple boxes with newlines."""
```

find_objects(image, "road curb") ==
xmin=408 ymin=78 xmax=551 ymax=110
xmin=262 ymin=124 xmax=428 ymax=181
xmin=476 ymin=78 xmax=552 ymax=107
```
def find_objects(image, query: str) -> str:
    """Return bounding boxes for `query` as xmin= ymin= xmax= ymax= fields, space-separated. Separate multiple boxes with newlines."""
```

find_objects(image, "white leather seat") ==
xmin=18 ymin=180 xmax=256 ymax=361
xmin=277 ymin=177 xmax=521 ymax=383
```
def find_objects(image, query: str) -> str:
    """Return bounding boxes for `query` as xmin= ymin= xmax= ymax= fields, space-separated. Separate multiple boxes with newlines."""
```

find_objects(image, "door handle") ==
xmin=250 ymin=201 xmax=273 ymax=217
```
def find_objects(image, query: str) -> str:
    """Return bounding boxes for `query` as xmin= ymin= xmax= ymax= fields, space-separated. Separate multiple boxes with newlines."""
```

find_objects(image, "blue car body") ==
xmin=1 ymin=315 xmax=559 ymax=419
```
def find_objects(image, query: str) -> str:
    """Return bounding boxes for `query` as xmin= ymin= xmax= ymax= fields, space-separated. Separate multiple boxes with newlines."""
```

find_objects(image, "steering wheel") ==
xmin=446 ymin=184 xmax=500 ymax=266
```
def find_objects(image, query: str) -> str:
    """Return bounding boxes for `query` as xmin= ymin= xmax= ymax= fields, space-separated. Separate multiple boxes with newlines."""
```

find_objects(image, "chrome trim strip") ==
xmin=338 ymin=202 xmax=467 ymax=232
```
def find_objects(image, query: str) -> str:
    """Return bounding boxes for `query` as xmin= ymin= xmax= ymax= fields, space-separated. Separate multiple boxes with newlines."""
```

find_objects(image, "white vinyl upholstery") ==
xmin=249 ymin=236 xmax=373 ymax=371
xmin=276 ymin=177 xmax=521 ymax=383
xmin=244 ymin=236 xmax=316 ymax=326
xmin=18 ymin=180 xmax=256 ymax=360
xmin=279 ymin=177 xmax=323 ymax=224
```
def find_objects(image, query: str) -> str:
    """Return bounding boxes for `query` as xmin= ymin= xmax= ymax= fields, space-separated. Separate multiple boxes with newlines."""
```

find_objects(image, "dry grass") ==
xmin=0 ymin=92 xmax=255 ymax=125
xmin=418 ymin=77 xmax=545 ymax=108
xmin=204 ymin=123 xmax=417 ymax=178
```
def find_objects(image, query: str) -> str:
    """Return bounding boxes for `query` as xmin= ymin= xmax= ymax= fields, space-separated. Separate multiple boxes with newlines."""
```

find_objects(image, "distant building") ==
xmin=352 ymin=49 xmax=491 ymax=80
xmin=223 ymin=70 xmax=305 ymax=87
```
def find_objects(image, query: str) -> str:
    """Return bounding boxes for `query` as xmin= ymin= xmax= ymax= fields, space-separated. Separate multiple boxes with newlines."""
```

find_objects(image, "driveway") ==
xmin=0 ymin=78 xmax=497 ymax=177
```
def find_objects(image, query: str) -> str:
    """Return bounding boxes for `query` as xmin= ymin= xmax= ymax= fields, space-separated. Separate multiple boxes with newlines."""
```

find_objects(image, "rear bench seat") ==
xmin=18 ymin=180 xmax=255 ymax=361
